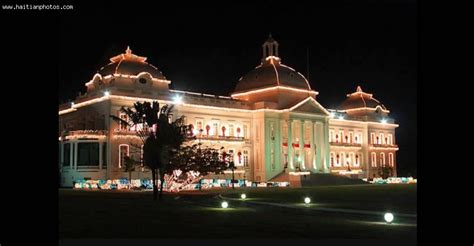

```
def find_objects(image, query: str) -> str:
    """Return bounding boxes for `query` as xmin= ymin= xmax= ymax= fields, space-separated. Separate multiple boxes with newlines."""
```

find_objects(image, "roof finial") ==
xmin=356 ymin=85 xmax=362 ymax=92
xmin=125 ymin=46 xmax=132 ymax=55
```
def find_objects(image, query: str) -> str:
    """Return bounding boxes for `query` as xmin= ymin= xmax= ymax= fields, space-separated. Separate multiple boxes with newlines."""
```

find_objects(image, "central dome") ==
xmin=233 ymin=35 xmax=311 ymax=94
xmin=234 ymin=59 xmax=311 ymax=93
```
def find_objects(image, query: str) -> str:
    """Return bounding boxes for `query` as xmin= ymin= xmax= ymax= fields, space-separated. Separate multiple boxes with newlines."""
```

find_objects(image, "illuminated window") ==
xmin=336 ymin=153 xmax=341 ymax=166
xmin=229 ymin=124 xmax=234 ymax=137
xmin=371 ymin=133 xmax=375 ymax=144
xmin=349 ymin=152 xmax=355 ymax=167
xmin=380 ymin=133 xmax=385 ymax=144
xmin=389 ymin=153 xmax=394 ymax=167
xmin=329 ymin=129 xmax=335 ymax=142
xmin=330 ymin=152 xmax=335 ymax=167
xmin=349 ymin=132 xmax=353 ymax=144
xmin=243 ymin=149 xmax=249 ymax=167
xmin=371 ymin=152 xmax=377 ymax=167
xmin=119 ymin=113 xmax=129 ymax=130
xmin=243 ymin=124 xmax=249 ymax=139
xmin=380 ymin=152 xmax=386 ymax=167
xmin=119 ymin=144 xmax=129 ymax=168
xmin=354 ymin=153 xmax=360 ymax=167
xmin=388 ymin=134 xmax=393 ymax=145
xmin=339 ymin=130 xmax=344 ymax=143
xmin=213 ymin=122 xmax=219 ymax=137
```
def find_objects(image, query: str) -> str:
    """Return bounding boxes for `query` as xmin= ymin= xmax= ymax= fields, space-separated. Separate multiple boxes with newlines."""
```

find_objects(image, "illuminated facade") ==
xmin=58 ymin=37 xmax=398 ymax=187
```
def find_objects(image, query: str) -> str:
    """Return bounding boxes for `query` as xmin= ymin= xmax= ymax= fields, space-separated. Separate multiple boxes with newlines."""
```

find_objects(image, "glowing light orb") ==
xmin=304 ymin=197 xmax=311 ymax=204
xmin=173 ymin=95 xmax=183 ymax=104
xmin=241 ymin=194 xmax=246 ymax=199
xmin=221 ymin=201 xmax=229 ymax=208
xmin=381 ymin=119 xmax=387 ymax=124
xmin=104 ymin=91 xmax=110 ymax=96
xmin=384 ymin=213 xmax=394 ymax=223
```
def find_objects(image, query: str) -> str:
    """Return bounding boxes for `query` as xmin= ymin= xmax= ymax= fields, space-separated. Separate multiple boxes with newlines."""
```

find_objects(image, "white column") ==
xmin=99 ymin=142 xmax=103 ymax=169
xmin=288 ymin=119 xmax=293 ymax=170
xmin=69 ymin=142 xmax=73 ymax=169
xmin=311 ymin=121 xmax=316 ymax=171
xmin=300 ymin=120 xmax=305 ymax=170
xmin=74 ymin=142 xmax=78 ymax=170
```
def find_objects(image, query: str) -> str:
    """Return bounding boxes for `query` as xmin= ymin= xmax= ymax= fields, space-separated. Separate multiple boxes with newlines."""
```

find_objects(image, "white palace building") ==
xmin=58 ymin=36 xmax=399 ymax=187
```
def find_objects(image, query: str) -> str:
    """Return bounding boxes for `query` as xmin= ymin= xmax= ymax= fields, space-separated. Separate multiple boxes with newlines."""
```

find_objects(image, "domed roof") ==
xmin=339 ymin=86 xmax=387 ymax=111
xmin=234 ymin=59 xmax=311 ymax=93
xmin=233 ymin=35 xmax=311 ymax=94
xmin=97 ymin=46 xmax=166 ymax=79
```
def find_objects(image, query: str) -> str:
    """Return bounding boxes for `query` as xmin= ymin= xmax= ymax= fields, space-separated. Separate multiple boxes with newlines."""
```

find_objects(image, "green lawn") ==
xmin=218 ymin=184 xmax=417 ymax=214
xmin=59 ymin=184 xmax=416 ymax=240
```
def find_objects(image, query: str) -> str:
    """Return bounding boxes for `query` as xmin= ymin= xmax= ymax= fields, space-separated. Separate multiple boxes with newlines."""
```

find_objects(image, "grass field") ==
xmin=59 ymin=184 xmax=416 ymax=240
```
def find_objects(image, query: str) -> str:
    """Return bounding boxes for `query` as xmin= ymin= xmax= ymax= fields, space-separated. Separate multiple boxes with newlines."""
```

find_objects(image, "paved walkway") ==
xmin=218 ymin=194 xmax=417 ymax=219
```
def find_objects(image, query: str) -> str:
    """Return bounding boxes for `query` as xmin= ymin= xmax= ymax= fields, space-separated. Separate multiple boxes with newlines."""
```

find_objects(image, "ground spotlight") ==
xmin=304 ymin=197 xmax=311 ymax=204
xmin=221 ymin=201 xmax=229 ymax=208
xmin=241 ymin=194 xmax=247 ymax=199
xmin=384 ymin=212 xmax=394 ymax=223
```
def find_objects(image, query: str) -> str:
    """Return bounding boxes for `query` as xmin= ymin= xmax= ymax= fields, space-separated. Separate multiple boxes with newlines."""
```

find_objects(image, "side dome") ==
xmin=339 ymin=86 xmax=388 ymax=111
xmin=98 ymin=46 xmax=166 ymax=80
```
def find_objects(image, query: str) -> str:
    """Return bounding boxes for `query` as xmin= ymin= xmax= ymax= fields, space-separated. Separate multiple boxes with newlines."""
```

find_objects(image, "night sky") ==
xmin=59 ymin=0 xmax=417 ymax=176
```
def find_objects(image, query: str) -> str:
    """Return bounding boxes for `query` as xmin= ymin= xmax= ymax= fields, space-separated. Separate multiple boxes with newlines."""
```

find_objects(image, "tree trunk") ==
xmin=151 ymin=168 xmax=158 ymax=201
xmin=158 ymin=169 xmax=165 ymax=201
xmin=232 ymin=170 xmax=235 ymax=189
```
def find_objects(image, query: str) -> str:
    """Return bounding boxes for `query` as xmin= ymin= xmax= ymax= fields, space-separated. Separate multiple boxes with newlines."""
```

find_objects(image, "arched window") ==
xmin=336 ymin=154 xmax=340 ymax=166
xmin=380 ymin=133 xmax=385 ymax=144
xmin=354 ymin=153 xmax=360 ymax=167
xmin=349 ymin=152 xmax=355 ymax=167
xmin=389 ymin=153 xmax=394 ymax=167
xmin=243 ymin=149 xmax=250 ymax=167
xmin=340 ymin=152 xmax=345 ymax=166
xmin=371 ymin=152 xmax=377 ymax=167
xmin=330 ymin=152 xmax=335 ymax=167
xmin=371 ymin=133 xmax=375 ymax=144
xmin=380 ymin=152 xmax=386 ymax=167
xmin=119 ymin=144 xmax=129 ymax=168
xmin=388 ymin=134 xmax=393 ymax=145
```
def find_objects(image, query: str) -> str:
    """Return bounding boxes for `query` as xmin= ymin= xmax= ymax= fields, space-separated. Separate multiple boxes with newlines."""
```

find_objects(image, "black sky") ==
xmin=59 ymin=0 xmax=417 ymax=176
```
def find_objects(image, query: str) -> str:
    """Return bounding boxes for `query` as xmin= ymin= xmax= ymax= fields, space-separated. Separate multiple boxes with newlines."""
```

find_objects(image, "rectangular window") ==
xmin=229 ymin=124 xmax=234 ymax=137
xmin=329 ymin=129 xmax=333 ymax=142
xmin=77 ymin=143 xmax=100 ymax=167
xmin=63 ymin=143 xmax=70 ymax=167
xmin=119 ymin=113 xmax=129 ymax=130
xmin=243 ymin=150 xmax=249 ymax=167
xmin=213 ymin=122 xmax=219 ymax=137
xmin=119 ymin=145 xmax=129 ymax=168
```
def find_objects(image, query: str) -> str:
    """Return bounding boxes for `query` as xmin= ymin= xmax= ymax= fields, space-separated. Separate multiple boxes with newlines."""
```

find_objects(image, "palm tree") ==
xmin=111 ymin=101 xmax=189 ymax=201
